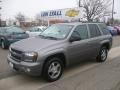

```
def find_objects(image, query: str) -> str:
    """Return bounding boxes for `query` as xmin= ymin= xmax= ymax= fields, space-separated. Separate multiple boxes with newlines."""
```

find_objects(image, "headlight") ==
xmin=9 ymin=47 xmax=11 ymax=52
xmin=23 ymin=52 xmax=38 ymax=62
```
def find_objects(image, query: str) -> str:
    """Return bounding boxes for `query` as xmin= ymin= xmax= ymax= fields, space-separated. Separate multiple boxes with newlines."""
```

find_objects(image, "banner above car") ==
xmin=40 ymin=8 xmax=84 ymax=20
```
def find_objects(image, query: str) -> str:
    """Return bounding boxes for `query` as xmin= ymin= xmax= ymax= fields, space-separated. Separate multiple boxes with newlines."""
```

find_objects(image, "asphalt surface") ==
xmin=0 ymin=48 xmax=17 ymax=80
xmin=0 ymin=36 xmax=120 ymax=90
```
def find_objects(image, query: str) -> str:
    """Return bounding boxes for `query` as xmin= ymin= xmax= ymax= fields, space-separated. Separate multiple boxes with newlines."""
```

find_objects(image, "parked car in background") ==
xmin=0 ymin=26 xmax=29 ymax=49
xmin=107 ymin=26 xmax=118 ymax=36
xmin=114 ymin=26 xmax=120 ymax=35
xmin=8 ymin=23 xmax=112 ymax=82
xmin=26 ymin=26 xmax=47 ymax=37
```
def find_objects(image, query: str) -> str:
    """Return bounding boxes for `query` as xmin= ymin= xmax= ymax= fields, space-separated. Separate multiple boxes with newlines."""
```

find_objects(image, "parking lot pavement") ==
xmin=0 ymin=36 xmax=119 ymax=90
xmin=0 ymin=49 xmax=17 ymax=80
xmin=0 ymin=49 xmax=8 ymax=73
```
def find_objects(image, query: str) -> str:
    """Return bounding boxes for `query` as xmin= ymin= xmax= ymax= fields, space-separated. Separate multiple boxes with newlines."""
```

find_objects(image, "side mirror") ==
xmin=23 ymin=31 xmax=26 ymax=34
xmin=69 ymin=36 xmax=81 ymax=42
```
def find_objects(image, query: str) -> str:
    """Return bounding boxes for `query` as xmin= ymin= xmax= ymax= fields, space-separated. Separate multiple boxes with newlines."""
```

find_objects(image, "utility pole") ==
xmin=111 ymin=0 xmax=114 ymax=25
xmin=78 ymin=0 xmax=81 ymax=22
xmin=79 ymin=0 xmax=81 ymax=7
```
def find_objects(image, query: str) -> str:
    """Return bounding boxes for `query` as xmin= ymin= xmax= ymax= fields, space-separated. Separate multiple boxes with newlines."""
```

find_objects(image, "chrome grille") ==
xmin=10 ymin=48 xmax=23 ymax=62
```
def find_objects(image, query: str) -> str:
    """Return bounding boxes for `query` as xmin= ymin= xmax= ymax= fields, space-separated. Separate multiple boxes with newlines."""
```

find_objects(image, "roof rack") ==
xmin=80 ymin=21 xmax=104 ymax=23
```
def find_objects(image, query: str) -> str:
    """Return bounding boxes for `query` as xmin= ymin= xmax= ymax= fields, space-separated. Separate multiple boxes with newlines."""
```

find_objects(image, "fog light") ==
xmin=26 ymin=68 xmax=31 ymax=72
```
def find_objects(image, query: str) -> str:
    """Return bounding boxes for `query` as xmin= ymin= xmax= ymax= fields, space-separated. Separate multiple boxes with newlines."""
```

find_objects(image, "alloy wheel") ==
xmin=48 ymin=61 xmax=61 ymax=79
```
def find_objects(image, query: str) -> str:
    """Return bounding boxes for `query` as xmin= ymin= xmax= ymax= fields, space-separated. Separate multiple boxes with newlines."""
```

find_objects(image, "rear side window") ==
xmin=88 ymin=24 xmax=101 ymax=38
xmin=72 ymin=25 xmax=88 ymax=40
xmin=98 ymin=24 xmax=110 ymax=35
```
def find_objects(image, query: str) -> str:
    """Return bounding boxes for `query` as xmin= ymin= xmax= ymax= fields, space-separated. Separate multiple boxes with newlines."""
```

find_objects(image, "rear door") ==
xmin=87 ymin=24 xmax=103 ymax=58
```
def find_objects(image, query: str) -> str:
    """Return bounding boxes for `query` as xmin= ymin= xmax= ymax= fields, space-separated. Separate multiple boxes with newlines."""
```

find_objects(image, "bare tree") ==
xmin=15 ymin=12 xmax=26 ymax=22
xmin=35 ymin=14 xmax=41 ymax=22
xmin=78 ymin=0 xmax=112 ymax=21
xmin=35 ymin=13 xmax=44 ymax=26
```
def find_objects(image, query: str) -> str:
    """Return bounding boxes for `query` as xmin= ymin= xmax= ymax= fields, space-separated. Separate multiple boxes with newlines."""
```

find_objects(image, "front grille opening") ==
xmin=11 ymin=48 xmax=22 ymax=54
xmin=10 ymin=48 xmax=23 ymax=62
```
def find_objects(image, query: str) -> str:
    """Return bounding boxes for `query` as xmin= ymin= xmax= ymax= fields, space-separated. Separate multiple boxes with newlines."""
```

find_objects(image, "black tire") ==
xmin=97 ymin=47 xmax=108 ymax=62
xmin=43 ymin=57 xmax=64 ymax=82
xmin=1 ymin=40 xmax=7 ymax=49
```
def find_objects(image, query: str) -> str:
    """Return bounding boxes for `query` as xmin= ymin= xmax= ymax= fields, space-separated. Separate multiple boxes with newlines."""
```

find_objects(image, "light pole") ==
xmin=111 ymin=0 xmax=114 ymax=25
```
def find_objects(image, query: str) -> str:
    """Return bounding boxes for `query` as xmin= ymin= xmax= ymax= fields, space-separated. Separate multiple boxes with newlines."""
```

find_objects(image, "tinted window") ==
xmin=99 ymin=24 xmax=110 ymax=35
xmin=88 ymin=24 xmax=101 ymax=38
xmin=72 ymin=25 xmax=88 ymax=40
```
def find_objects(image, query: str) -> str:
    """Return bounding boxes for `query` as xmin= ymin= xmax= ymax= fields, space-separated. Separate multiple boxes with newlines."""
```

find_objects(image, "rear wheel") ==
xmin=97 ymin=47 xmax=108 ymax=62
xmin=43 ymin=57 xmax=64 ymax=82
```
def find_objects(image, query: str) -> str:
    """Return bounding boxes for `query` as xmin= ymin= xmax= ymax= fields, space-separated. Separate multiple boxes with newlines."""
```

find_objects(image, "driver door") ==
xmin=67 ymin=25 xmax=91 ymax=65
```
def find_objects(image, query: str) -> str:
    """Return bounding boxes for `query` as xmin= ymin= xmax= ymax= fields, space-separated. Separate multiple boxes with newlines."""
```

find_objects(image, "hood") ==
xmin=10 ymin=36 xmax=63 ymax=52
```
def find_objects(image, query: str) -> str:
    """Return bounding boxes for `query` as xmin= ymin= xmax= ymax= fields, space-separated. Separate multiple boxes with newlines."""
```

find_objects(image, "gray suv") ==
xmin=7 ymin=23 xmax=112 ymax=82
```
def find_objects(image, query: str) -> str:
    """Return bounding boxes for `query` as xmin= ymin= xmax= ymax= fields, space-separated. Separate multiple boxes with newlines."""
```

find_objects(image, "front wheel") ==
xmin=43 ymin=57 xmax=64 ymax=82
xmin=97 ymin=47 xmax=108 ymax=62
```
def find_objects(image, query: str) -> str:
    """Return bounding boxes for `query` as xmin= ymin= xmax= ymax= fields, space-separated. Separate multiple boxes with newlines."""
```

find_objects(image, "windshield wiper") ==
xmin=45 ymin=36 xmax=58 ymax=40
xmin=39 ymin=35 xmax=46 ymax=38
xmin=39 ymin=35 xmax=58 ymax=40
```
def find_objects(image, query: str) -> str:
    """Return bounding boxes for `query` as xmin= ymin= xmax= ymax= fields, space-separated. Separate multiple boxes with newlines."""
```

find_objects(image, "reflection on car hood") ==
xmin=10 ymin=36 xmax=62 ymax=52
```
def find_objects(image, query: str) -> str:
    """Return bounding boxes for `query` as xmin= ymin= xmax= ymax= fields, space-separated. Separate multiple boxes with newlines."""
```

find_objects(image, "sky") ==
xmin=1 ymin=0 xmax=120 ymax=20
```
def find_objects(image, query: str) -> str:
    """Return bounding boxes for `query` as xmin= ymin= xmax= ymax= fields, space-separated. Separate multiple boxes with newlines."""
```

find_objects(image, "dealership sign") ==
xmin=40 ymin=8 xmax=83 ymax=20
xmin=41 ymin=10 xmax=62 ymax=17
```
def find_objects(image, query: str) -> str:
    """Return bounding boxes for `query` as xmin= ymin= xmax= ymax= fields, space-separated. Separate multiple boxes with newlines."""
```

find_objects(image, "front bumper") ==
xmin=7 ymin=55 xmax=43 ymax=76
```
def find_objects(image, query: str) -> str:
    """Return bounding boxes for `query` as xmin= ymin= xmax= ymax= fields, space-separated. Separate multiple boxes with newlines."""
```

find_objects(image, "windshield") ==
xmin=40 ymin=24 xmax=73 ymax=40
xmin=7 ymin=27 xmax=24 ymax=34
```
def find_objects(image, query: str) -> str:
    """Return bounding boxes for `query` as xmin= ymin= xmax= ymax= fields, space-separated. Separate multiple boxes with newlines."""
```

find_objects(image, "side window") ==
xmin=98 ymin=24 xmax=110 ymax=35
xmin=72 ymin=25 xmax=88 ymax=40
xmin=88 ymin=24 xmax=101 ymax=38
